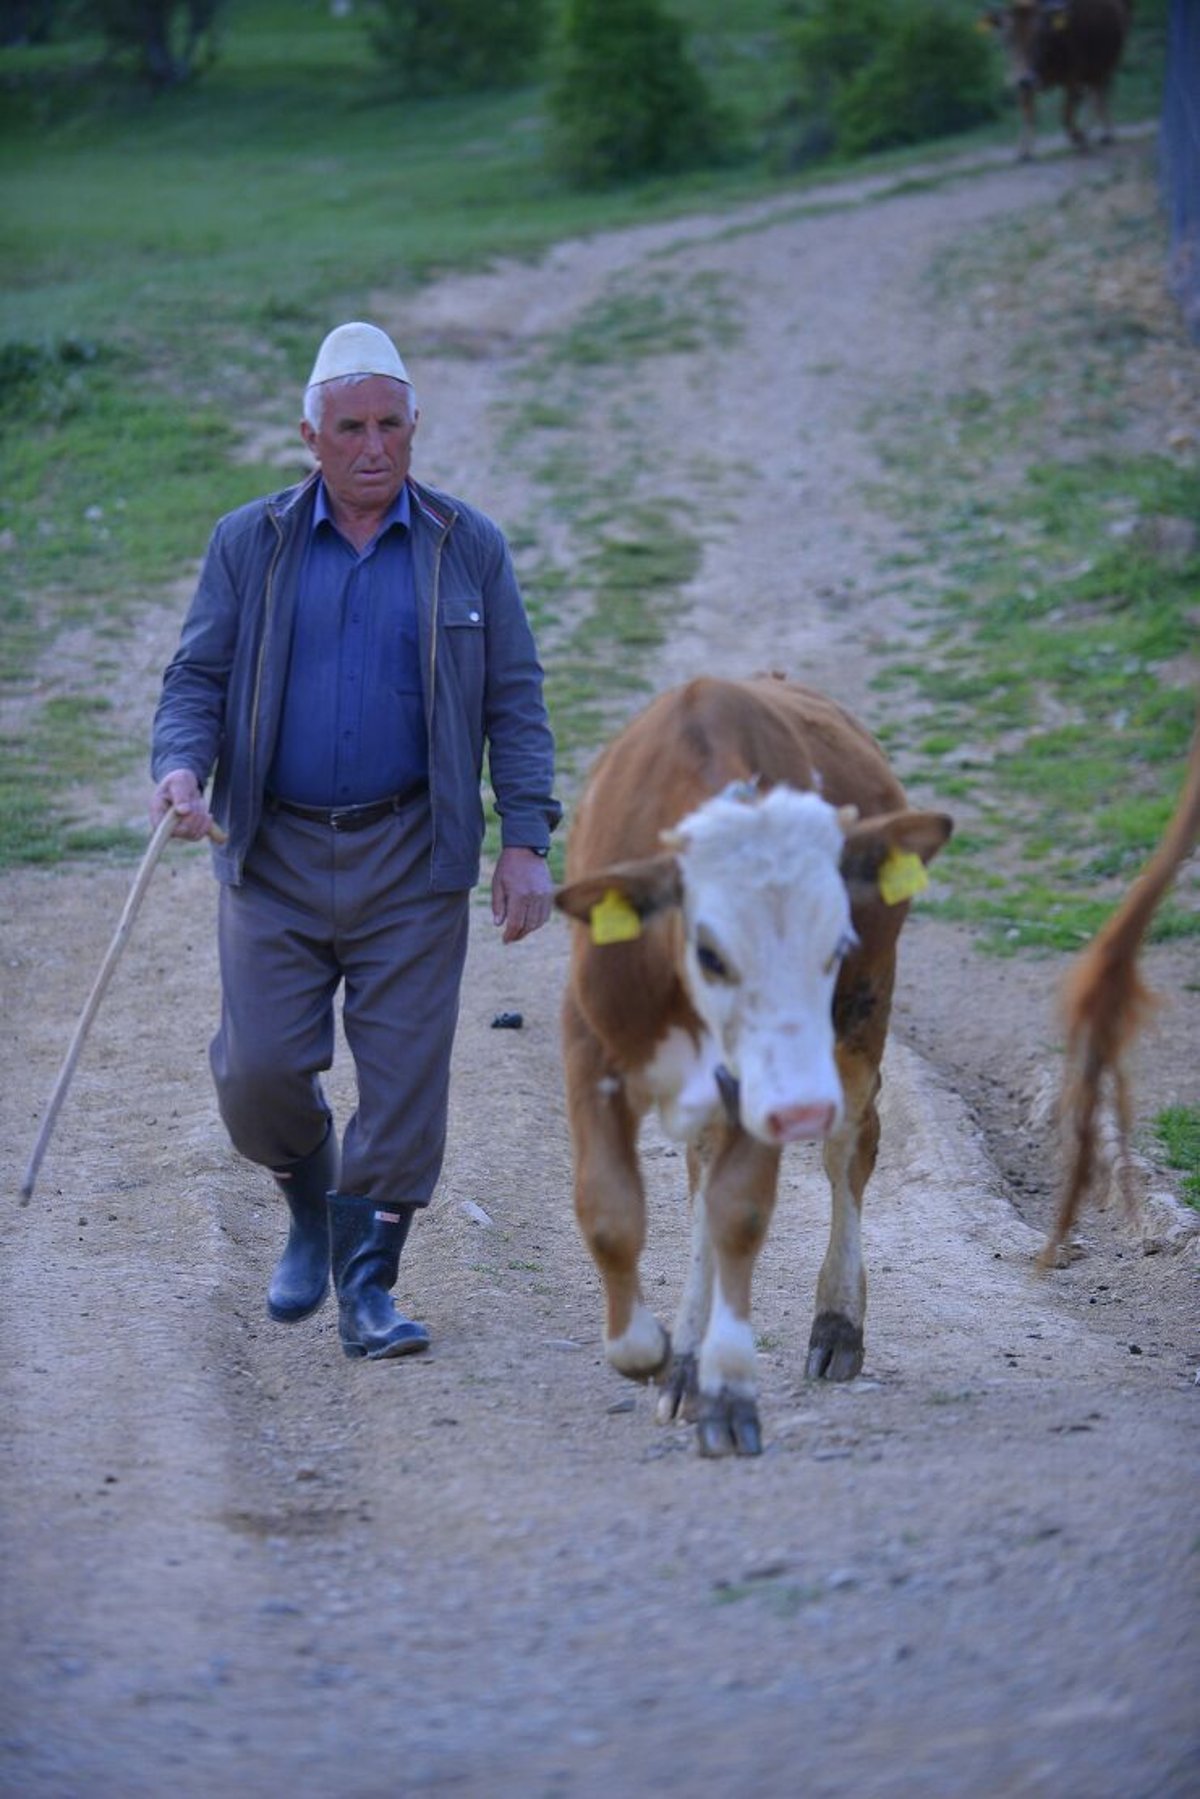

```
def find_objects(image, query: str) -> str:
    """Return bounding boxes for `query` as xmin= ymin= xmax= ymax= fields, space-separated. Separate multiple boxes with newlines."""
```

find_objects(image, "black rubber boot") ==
xmin=329 ymin=1194 xmax=430 ymax=1360
xmin=267 ymin=1124 xmax=338 ymax=1324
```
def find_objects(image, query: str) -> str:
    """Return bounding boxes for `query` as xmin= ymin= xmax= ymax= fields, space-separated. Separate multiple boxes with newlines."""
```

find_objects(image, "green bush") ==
xmin=835 ymin=3 xmax=1002 ymax=154
xmin=0 ymin=337 xmax=103 ymax=423
xmin=788 ymin=0 xmax=890 ymax=97
xmin=365 ymin=0 xmax=547 ymax=96
xmin=782 ymin=0 xmax=1002 ymax=162
xmin=545 ymin=0 xmax=729 ymax=188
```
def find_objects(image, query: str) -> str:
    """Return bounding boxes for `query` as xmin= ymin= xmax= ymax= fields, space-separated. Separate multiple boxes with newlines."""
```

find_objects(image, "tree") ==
xmin=90 ymin=0 xmax=223 ymax=88
xmin=545 ymin=0 xmax=729 ymax=188
xmin=365 ymin=0 xmax=548 ymax=97
xmin=1 ymin=0 xmax=56 ymax=46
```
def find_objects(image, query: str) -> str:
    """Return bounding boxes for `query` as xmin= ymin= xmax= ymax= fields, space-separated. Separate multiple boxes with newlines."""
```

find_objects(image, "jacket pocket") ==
xmin=441 ymin=587 xmax=485 ymax=631
xmin=439 ymin=589 xmax=486 ymax=710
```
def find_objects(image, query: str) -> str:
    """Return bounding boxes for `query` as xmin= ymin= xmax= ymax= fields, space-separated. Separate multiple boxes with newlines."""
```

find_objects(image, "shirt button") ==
xmin=469 ymin=611 xmax=480 ymax=623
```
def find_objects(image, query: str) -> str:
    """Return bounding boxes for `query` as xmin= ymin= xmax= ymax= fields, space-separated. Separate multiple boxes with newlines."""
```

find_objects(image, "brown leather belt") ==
xmin=267 ymin=785 xmax=427 ymax=833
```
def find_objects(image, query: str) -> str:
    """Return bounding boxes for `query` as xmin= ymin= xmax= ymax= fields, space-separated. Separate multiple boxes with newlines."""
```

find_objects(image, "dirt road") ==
xmin=2 ymin=141 xmax=1197 ymax=1798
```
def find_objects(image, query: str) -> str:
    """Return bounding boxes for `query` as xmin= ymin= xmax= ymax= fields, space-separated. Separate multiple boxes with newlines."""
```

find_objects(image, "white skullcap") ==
xmin=306 ymin=321 xmax=411 ymax=389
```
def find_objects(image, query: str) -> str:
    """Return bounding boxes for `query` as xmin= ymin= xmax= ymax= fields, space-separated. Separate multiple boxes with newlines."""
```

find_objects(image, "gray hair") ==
xmin=303 ymin=374 xmax=418 ymax=432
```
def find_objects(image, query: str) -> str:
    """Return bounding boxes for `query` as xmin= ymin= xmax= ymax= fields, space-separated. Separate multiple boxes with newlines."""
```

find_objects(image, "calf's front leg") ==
xmin=656 ymin=1136 xmax=714 ymax=1425
xmin=807 ymin=1050 xmax=880 ymax=1382
xmin=694 ymin=1130 xmax=781 ymax=1457
xmin=565 ymin=1006 xmax=669 ymax=1381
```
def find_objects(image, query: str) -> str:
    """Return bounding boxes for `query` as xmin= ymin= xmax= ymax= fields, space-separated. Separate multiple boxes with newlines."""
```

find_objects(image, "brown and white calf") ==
xmin=555 ymin=675 xmax=952 ymax=1457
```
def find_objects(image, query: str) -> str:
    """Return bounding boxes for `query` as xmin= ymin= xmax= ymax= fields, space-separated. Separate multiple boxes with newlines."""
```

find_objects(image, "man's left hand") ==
xmin=492 ymin=847 xmax=554 ymax=944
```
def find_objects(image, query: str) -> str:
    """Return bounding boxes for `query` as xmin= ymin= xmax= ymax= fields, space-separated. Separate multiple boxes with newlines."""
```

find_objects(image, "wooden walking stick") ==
xmin=19 ymin=807 xmax=225 ymax=1203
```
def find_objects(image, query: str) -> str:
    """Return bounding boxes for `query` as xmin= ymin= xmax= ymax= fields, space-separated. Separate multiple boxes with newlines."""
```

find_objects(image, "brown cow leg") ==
xmin=565 ymin=1013 xmax=668 ymax=1381
xmin=693 ymin=1131 xmax=781 ymax=1457
xmin=1064 ymin=82 xmax=1089 ymax=150
xmin=809 ymin=1054 xmax=880 ymax=1382
xmin=1018 ymin=88 xmax=1037 ymax=160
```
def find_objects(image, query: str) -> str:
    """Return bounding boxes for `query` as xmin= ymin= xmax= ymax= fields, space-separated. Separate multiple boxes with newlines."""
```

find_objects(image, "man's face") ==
xmin=301 ymin=375 xmax=418 ymax=518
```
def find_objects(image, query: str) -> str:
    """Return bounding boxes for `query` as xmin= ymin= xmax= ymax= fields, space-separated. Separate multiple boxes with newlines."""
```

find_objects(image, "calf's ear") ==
xmin=839 ymin=808 xmax=954 ymax=904
xmin=554 ymin=853 xmax=684 ymax=929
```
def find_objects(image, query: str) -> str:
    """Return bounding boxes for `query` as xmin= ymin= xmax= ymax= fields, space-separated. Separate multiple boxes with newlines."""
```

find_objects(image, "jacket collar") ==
xmin=265 ymin=470 xmax=458 ymax=537
xmin=267 ymin=469 xmax=320 ymax=523
xmin=406 ymin=476 xmax=457 ymax=535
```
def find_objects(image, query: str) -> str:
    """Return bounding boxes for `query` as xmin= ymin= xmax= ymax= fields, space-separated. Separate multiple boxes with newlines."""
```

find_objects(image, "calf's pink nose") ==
xmin=767 ymin=1102 xmax=836 ymax=1143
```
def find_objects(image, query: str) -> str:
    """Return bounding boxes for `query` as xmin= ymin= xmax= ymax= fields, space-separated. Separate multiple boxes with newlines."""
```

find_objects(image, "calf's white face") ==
xmin=671 ymin=788 xmax=855 ymax=1146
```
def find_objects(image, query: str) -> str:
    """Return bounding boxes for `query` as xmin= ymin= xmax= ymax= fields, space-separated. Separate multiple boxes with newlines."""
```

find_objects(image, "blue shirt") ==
xmin=267 ymin=481 xmax=428 ymax=806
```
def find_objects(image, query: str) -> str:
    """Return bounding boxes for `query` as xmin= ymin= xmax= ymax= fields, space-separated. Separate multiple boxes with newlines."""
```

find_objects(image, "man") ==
xmin=150 ymin=321 xmax=560 ymax=1361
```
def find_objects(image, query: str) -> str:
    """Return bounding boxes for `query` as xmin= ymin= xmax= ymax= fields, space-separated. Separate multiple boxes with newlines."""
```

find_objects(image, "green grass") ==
xmin=877 ymin=449 xmax=1200 ymax=954
xmin=860 ymin=150 xmax=1199 ymax=956
xmin=478 ymin=500 xmax=704 ymax=881
xmin=941 ymin=461 xmax=1191 ymax=948
xmin=0 ymin=690 xmax=146 ymax=864
xmin=551 ymin=269 xmax=741 ymax=368
xmin=0 ymin=339 xmax=259 ymax=600
xmin=711 ymin=1577 xmax=825 ymax=1616
xmin=1152 ymin=1107 xmax=1200 ymax=1208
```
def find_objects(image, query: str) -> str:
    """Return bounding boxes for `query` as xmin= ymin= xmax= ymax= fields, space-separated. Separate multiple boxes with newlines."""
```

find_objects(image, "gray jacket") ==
xmin=151 ymin=471 xmax=560 ymax=889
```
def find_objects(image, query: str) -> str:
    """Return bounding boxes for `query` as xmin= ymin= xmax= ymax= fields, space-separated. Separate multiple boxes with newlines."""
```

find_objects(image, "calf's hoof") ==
xmin=806 ymin=1310 xmax=864 ymax=1382
xmin=606 ymin=1310 xmax=671 ymax=1384
xmin=695 ymin=1391 xmax=762 ymax=1458
xmin=655 ymin=1350 xmax=700 ymax=1424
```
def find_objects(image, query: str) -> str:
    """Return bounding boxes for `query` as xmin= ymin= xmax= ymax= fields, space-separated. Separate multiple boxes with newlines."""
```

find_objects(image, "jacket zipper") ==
xmin=427 ymin=526 xmax=444 ymax=857
xmin=250 ymin=509 xmax=287 ymax=819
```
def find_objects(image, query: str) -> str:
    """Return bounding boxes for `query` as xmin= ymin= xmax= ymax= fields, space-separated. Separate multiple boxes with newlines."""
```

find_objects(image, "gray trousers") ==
xmin=210 ymin=800 xmax=470 ymax=1208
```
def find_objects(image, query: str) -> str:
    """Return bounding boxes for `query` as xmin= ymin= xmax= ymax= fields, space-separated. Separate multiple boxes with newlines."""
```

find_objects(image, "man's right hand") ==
xmin=151 ymin=768 xmax=213 ymax=842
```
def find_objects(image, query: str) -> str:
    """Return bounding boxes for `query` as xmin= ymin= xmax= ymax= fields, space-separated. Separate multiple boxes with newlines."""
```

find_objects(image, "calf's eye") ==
xmin=696 ymin=942 xmax=728 ymax=981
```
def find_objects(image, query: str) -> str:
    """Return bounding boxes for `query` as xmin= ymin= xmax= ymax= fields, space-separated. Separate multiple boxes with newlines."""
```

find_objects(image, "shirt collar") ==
xmin=313 ymin=479 xmax=411 ymax=540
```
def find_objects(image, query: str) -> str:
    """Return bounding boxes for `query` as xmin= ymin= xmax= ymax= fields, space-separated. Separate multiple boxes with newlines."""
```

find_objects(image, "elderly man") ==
xmin=150 ymin=321 xmax=560 ymax=1359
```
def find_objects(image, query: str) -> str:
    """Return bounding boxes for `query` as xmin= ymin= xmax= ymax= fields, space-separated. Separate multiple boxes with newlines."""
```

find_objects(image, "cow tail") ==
xmin=1041 ymin=715 xmax=1200 ymax=1266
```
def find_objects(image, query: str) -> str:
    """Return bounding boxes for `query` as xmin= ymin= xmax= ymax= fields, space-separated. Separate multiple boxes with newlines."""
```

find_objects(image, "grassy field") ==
xmin=863 ymin=157 xmax=1198 ymax=958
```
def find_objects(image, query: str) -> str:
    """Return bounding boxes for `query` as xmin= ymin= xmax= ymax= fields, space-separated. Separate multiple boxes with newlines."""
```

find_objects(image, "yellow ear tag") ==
xmin=590 ymin=888 xmax=643 ymax=945
xmin=879 ymin=848 xmax=929 ymax=906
